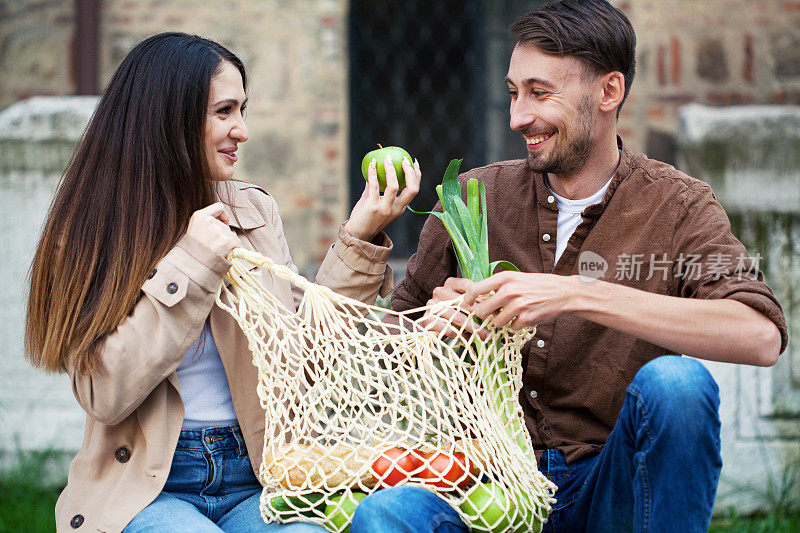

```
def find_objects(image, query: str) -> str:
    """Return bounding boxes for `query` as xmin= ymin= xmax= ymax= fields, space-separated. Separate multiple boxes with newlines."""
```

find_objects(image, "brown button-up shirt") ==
xmin=392 ymin=140 xmax=787 ymax=464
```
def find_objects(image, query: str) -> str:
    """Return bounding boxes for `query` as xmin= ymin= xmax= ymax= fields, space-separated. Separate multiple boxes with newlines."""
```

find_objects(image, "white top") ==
xmin=546 ymin=176 xmax=614 ymax=265
xmin=176 ymin=321 xmax=237 ymax=429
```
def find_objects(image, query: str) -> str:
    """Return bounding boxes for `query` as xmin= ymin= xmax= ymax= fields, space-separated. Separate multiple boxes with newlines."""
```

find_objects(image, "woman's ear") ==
xmin=599 ymin=71 xmax=625 ymax=113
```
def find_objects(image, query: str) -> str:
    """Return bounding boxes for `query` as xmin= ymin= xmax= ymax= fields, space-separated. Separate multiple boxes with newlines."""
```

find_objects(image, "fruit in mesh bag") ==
xmin=414 ymin=451 xmax=473 ymax=490
xmin=460 ymin=482 xmax=543 ymax=533
xmin=269 ymin=492 xmax=326 ymax=519
xmin=370 ymin=447 xmax=421 ymax=488
xmin=324 ymin=491 xmax=368 ymax=533
xmin=265 ymin=443 xmax=378 ymax=489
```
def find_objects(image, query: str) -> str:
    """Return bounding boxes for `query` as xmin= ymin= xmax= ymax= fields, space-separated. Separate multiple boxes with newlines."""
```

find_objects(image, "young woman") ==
xmin=25 ymin=32 xmax=419 ymax=532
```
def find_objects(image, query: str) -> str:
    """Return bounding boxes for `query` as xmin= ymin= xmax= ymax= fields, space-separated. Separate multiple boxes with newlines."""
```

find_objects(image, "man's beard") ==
xmin=527 ymin=95 xmax=596 ymax=176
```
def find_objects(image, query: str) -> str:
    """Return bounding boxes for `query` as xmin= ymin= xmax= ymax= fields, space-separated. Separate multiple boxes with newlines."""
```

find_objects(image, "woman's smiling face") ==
xmin=205 ymin=60 xmax=248 ymax=180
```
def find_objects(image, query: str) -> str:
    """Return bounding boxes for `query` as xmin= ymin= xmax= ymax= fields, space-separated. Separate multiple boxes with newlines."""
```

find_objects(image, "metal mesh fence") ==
xmin=349 ymin=0 xmax=546 ymax=256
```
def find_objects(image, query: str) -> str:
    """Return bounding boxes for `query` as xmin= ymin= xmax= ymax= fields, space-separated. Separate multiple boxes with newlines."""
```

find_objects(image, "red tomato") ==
xmin=415 ymin=452 xmax=472 ymax=490
xmin=370 ymin=447 xmax=421 ymax=488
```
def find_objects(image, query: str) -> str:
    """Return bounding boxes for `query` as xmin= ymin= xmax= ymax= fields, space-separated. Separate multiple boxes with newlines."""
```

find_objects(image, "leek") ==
xmin=412 ymin=159 xmax=532 ymax=456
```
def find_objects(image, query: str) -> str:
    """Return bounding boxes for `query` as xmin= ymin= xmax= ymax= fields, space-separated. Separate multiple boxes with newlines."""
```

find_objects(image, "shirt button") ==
xmin=166 ymin=282 xmax=178 ymax=294
xmin=547 ymin=195 xmax=555 ymax=203
xmin=530 ymin=390 xmax=538 ymax=399
xmin=536 ymin=339 xmax=545 ymax=348
xmin=114 ymin=447 xmax=131 ymax=463
xmin=542 ymin=233 xmax=551 ymax=242
xmin=70 ymin=514 xmax=84 ymax=528
xmin=147 ymin=268 xmax=157 ymax=279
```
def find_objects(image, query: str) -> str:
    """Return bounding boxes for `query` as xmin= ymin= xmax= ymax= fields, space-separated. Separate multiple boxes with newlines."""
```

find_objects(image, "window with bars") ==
xmin=349 ymin=0 xmax=547 ymax=257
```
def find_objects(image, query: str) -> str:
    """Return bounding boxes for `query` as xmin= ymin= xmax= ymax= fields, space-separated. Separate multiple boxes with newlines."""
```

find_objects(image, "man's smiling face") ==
xmin=506 ymin=44 xmax=599 ymax=178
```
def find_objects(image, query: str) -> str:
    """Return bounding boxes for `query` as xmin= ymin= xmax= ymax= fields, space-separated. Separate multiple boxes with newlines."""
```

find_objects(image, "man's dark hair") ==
xmin=510 ymin=0 xmax=636 ymax=114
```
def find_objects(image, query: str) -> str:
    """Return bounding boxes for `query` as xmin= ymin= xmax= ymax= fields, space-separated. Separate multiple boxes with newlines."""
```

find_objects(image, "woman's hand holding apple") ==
xmin=344 ymin=153 xmax=420 ymax=242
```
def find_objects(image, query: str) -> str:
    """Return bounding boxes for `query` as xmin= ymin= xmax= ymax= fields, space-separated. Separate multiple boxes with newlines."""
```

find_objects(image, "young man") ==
xmin=351 ymin=1 xmax=787 ymax=532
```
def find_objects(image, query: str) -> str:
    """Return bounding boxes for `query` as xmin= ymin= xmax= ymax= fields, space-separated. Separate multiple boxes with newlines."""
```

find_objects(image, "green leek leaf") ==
xmin=441 ymin=211 xmax=483 ymax=281
xmin=453 ymin=198 xmax=483 ymax=272
xmin=466 ymin=179 xmax=480 ymax=234
xmin=439 ymin=160 xmax=464 ymax=236
xmin=490 ymin=260 xmax=521 ymax=274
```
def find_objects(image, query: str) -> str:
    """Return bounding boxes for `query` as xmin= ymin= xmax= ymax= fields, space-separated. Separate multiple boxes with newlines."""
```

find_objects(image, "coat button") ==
xmin=115 ymin=447 xmax=131 ymax=463
xmin=70 ymin=514 xmax=84 ymax=528
xmin=147 ymin=268 xmax=157 ymax=279
xmin=166 ymin=282 xmax=178 ymax=294
xmin=542 ymin=233 xmax=551 ymax=242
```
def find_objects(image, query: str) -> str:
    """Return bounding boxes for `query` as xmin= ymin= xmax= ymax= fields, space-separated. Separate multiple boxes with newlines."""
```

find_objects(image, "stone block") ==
xmin=677 ymin=103 xmax=800 ymax=211
xmin=677 ymin=101 xmax=800 ymax=514
xmin=0 ymin=97 xmax=97 ymax=464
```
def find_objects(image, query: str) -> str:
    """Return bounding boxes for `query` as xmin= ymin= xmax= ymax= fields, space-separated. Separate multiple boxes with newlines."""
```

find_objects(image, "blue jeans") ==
xmin=124 ymin=424 xmax=325 ymax=532
xmin=351 ymin=356 xmax=723 ymax=532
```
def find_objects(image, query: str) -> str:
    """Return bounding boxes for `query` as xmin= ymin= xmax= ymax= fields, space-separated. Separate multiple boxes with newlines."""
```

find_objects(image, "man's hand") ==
xmin=463 ymin=271 xmax=580 ymax=329
xmin=420 ymin=278 xmax=489 ymax=340
xmin=462 ymin=270 xmax=781 ymax=366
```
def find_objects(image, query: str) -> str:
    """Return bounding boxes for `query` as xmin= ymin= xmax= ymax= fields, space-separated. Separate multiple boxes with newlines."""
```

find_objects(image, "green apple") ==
xmin=324 ymin=491 xmax=368 ymax=533
xmin=361 ymin=144 xmax=413 ymax=192
xmin=460 ymin=482 xmax=544 ymax=532
xmin=460 ymin=482 xmax=512 ymax=532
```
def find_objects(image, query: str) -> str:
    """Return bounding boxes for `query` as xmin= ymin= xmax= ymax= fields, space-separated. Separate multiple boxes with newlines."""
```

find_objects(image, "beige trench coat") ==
xmin=54 ymin=180 xmax=393 ymax=532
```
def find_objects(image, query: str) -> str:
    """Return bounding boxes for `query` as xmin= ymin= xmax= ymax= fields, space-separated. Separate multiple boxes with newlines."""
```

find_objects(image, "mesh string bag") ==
xmin=216 ymin=247 xmax=558 ymax=532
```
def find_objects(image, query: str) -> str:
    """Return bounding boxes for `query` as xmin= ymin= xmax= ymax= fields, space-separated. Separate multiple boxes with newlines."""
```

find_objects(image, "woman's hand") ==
xmin=186 ymin=202 xmax=239 ymax=256
xmin=344 ymin=154 xmax=421 ymax=242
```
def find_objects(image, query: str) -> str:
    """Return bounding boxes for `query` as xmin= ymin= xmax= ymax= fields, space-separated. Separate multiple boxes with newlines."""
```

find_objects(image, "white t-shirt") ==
xmin=546 ymin=176 xmax=614 ymax=265
xmin=176 ymin=321 xmax=237 ymax=429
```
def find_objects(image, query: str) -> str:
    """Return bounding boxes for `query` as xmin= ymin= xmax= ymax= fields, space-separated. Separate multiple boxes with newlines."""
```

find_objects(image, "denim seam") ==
xmin=551 ymin=483 xmax=583 ymax=510
xmin=639 ymin=455 xmax=652 ymax=532
xmin=626 ymin=384 xmax=657 ymax=446
xmin=430 ymin=512 xmax=465 ymax=531
xmin=551 ymin=470 xmax=587 ymax=510
xmin=208 ymin=445 xmax=239 ymax=452
xmin=626 ymin=384 xmax=655 ymax=531
xmin=549 ymin=464 xmax=574 ymax=485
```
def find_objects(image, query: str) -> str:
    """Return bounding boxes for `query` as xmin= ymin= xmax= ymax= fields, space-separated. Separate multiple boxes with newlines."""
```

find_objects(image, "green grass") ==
xmin=0 ymin=449 xmax=64 ymax=533
xmin=709 ymin=509 xmax=800 ymax=533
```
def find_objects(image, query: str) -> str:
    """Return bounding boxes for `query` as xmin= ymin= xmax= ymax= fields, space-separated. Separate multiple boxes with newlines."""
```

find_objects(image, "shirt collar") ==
xmin=531 ymin=135 xmax=633 ymax=217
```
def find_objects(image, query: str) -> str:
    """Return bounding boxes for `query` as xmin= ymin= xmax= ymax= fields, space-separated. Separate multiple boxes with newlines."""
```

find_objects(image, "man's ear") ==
xmin=599 ymin=71 xmax=625 ymax=113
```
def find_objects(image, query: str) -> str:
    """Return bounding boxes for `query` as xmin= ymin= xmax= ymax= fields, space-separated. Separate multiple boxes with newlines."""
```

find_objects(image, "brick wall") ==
xmin=0 ymin=1 xmax=75 ymax=107
xmin=1 ymin=0 xmax=350 ymax=272
xmin=2 ymin=1 xmax=800 ymax=267
xmin=615 ymin=0 xmax=800 ymax=159
xmin=97 ymin=0 xmax=350 ymax=271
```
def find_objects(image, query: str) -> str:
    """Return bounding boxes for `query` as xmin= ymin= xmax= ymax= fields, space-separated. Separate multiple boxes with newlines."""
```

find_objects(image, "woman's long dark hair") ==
xmin=25 ymin=32 xmax=247 ymax=374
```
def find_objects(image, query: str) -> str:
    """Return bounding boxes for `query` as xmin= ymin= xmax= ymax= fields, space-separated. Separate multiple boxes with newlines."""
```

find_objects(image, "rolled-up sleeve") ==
xmin=315 ymin=223 xmax=394 ymax=301
xmin=670 ymin=182 xmax=788 ymax=353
